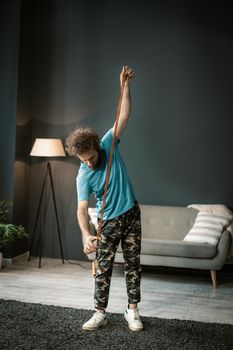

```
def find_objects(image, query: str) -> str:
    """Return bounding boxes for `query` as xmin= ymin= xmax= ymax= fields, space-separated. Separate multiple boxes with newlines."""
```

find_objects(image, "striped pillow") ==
xmin=183 ymin=212 xmax=233 ymax=246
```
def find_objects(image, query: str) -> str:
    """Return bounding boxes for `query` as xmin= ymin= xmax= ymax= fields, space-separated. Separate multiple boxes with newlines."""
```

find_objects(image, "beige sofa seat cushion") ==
xmin=117 ymin=237 xmax=217 ymax=259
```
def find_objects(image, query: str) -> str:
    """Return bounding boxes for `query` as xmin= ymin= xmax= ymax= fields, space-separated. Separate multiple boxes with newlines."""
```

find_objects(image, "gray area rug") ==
xmin=0 ymin=299 xmax=233 ymax=350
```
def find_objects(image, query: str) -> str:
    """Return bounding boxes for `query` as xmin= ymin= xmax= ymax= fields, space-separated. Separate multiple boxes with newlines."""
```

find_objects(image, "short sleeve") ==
xmin=76 ymin=172 xmax=91 ymax=201
xmin=101 ymin=128 xmax=119 ymax=152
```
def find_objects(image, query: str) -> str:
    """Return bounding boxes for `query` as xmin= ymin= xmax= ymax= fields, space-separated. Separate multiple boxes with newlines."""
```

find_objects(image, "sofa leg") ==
xmin=210 ymin=270 xmax=217 ymax=288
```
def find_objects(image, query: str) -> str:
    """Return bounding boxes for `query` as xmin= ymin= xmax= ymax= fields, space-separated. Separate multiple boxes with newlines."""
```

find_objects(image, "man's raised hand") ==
xmin=120 ymin=65 xmax=134 ymax=86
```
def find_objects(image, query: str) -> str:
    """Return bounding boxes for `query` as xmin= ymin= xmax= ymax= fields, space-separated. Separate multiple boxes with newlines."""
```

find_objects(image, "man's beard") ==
xmin=91 ymin=150 xmax=106 ymax=170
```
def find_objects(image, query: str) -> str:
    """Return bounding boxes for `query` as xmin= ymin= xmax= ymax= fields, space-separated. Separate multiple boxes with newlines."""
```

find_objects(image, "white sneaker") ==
xmin=82 ymin=311 xmax=107 ymax=331
xmin=124 ymin=308 xmax=143 ymax=331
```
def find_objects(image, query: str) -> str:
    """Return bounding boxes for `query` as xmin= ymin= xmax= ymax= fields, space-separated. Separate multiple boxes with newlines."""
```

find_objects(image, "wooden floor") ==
xmin=0 ymin=256 xmax=233 ymax=325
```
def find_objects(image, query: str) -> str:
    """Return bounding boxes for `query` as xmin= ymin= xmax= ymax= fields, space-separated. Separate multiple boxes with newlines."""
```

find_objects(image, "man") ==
xmin=66 ymin=66 xmax=143 ymax=332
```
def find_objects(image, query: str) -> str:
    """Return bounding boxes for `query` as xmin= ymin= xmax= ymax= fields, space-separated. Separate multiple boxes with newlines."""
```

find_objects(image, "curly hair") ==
xmin=65 ymin=127 xmax=100 ymax=157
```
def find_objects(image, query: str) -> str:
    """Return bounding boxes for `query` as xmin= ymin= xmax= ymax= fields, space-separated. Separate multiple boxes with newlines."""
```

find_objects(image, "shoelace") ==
xmin=133 ymin=310 xmax=140 ymax=321
xmin=127 ymin=309 xmax=140 ymax=321
xmin=93 ymin=312 xmax=105 ymax=321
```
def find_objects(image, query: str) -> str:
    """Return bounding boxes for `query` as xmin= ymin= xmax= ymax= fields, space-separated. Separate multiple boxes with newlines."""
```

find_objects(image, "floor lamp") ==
xmin=28 ymin=138 xmax=66 ymax=268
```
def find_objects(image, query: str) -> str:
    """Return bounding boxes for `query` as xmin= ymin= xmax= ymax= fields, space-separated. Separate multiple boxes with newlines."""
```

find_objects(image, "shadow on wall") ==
xmin=28 ymin=155 xmax=83 ymax=261
xmin=15 ymin=121 xmax=32 ymax=163
xmin=12 ymin=122 xmax=32 ymax=257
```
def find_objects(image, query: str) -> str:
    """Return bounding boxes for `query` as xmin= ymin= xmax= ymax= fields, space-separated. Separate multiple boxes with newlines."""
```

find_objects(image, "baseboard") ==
xmin=2 ymin=251 xmax=29 ymax=267
xmin=13 ymin=251 xmax=29 ymax=262
xmin=2 ymin=258 xmax=12 ymax=267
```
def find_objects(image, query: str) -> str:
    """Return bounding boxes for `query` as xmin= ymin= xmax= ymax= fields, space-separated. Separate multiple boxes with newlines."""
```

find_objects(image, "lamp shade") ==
xmin=30 ymin=138 xmax=66 ymax=157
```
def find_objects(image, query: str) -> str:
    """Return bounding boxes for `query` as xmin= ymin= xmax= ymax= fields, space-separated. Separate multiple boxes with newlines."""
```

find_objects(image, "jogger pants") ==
xmin=94 ymin=203 xmax=142 ymax=309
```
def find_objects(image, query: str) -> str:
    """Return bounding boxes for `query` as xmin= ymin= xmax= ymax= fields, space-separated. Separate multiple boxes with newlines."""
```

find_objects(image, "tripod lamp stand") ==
xmin=28 ymin=138 xmax=66 ymax=268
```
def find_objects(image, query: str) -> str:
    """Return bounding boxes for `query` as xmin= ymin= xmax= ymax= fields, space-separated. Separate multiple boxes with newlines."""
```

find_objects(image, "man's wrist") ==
xmin=82 ymin=232 xmax=91 ymax=241
xmin=121 ymin=81 xmax=130 ymax=90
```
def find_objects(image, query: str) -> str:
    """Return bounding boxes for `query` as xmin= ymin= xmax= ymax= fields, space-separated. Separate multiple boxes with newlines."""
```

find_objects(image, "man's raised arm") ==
xmin=114 ymin=66 xmax=134 ymax=140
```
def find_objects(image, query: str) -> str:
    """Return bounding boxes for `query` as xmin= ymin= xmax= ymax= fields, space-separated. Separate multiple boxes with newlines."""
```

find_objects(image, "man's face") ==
xmin=78 ymin=149 xmax=99 ymax=170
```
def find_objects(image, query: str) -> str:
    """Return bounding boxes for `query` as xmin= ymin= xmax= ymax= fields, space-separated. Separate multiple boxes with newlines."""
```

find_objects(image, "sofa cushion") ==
xmin=188 ymin=203 xmax=233 ymax=256
xmin=89 ymin=205 xmax=199 ymax=240
xmin=117 ymin=237 xmax=217 ymax=259
xmin=183 ymin=212 xmax=233 ymax=246
xmin=187 ymin=204 xmax=233 ymax=234
xmin=140 ymin=205 xmax=198 ymax=240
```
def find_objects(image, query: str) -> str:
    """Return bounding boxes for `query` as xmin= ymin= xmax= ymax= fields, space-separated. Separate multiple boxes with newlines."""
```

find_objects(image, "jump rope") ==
xmin=92 ymin=73 xmax=129 ymax=277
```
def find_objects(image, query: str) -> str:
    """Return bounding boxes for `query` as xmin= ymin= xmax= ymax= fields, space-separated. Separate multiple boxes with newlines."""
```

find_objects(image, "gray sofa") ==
xmin=88 ymin=205 xmax=232 ymax=288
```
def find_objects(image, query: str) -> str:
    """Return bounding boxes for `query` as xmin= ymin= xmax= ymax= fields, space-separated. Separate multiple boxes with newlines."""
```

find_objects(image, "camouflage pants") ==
xmin=94 ymin=203 xmax=142 ymax=309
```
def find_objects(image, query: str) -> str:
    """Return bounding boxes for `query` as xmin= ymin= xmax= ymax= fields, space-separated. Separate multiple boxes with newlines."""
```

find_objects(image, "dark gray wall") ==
xmin=0 ymin=1 xmax=22 ymax=258
xmin=13 ymin=0 xmax=34 ymax=257
xmin=0 ymin=1 xmax=21 ymax=201
xmin=5 ymin=0 xmax=233 ymax=261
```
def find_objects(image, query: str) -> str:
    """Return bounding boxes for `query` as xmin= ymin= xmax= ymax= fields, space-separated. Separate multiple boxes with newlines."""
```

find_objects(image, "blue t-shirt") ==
xmin=76 ymin=128 xmax=136 ymax=220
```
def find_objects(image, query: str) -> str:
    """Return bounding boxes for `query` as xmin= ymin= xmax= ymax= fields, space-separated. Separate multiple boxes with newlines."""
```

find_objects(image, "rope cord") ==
xmin=93 ymin=75 xmax=128 ymax=271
